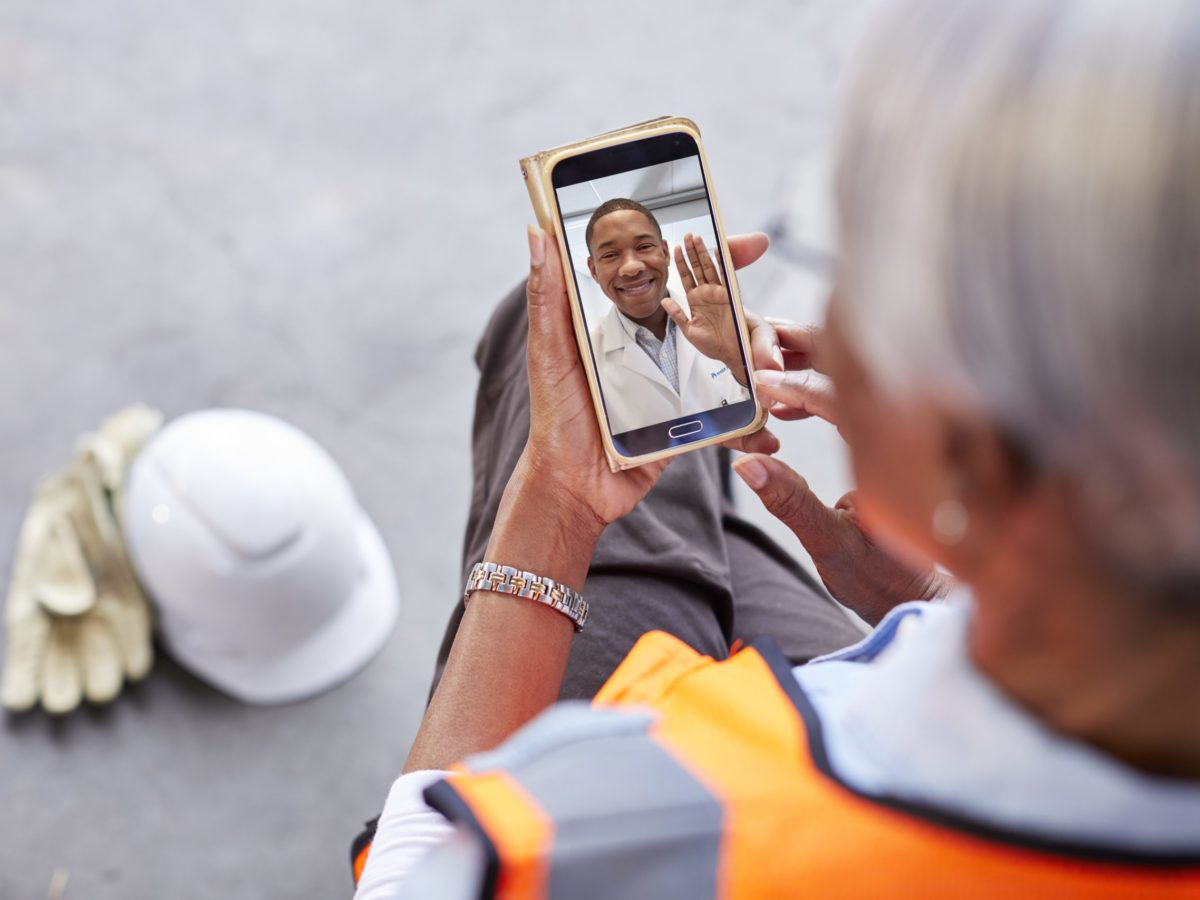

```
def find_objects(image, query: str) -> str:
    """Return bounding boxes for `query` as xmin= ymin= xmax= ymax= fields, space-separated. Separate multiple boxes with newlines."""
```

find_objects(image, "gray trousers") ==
xmin=432 ymin=282 xmax=863 ymax=700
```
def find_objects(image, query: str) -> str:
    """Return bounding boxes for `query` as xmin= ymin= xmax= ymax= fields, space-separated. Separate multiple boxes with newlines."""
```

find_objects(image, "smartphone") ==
xmin=521 ymin=116 xmax=765 ymax=471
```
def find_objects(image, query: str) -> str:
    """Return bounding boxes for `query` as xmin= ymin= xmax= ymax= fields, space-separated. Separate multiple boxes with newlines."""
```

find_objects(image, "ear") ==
xmin=937 ymin=412 xmax=1038 ymax=575
xmin=661 ymin=238 xmax=670 ymax=259
xmin=587 ymin=256 xmax=597 ymax=281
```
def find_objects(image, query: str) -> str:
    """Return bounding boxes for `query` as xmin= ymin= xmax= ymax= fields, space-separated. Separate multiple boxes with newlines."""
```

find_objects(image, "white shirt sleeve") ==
xmin=352 ymin=769 xmax=485 ymax=900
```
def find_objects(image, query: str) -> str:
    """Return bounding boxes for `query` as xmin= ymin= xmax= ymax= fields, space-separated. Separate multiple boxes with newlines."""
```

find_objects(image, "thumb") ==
xmin=732 ymin=454 xmax=840 ymax=558
xmin=526 ymin=226 xmax=574 ymax=354
xmin=661 ymin=295 xmax=690 ymax=332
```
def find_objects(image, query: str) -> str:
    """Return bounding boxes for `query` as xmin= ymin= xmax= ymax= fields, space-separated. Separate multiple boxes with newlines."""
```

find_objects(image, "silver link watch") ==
xmin=464 ymin=561 xmax=588 ymax=632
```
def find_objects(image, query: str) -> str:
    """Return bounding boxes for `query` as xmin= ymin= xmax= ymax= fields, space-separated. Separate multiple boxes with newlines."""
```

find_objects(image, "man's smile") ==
xmin=616 ymin=277 xmax=656 ymax=298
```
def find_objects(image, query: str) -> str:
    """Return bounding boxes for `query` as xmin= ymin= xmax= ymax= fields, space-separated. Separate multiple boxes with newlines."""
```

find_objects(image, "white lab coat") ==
xmin=588 ymin=302 xmax=750 ymax=435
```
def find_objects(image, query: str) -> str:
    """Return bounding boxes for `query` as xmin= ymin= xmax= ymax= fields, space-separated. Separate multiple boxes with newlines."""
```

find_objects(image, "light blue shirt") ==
xmin=618 ymin=312 xmax=680 ymax=395
xmin=799 ymin=597 xmax=1200 ymax=853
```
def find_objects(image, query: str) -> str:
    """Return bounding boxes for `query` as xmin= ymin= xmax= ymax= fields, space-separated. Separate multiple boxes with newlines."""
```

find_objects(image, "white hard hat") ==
xmin=121 ymin=409 xmax=398 ymax=705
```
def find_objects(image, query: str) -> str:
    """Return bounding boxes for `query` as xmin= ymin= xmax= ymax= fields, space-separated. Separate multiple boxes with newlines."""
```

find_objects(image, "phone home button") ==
xmin=667 ymin=420 xmax=704 ymax=439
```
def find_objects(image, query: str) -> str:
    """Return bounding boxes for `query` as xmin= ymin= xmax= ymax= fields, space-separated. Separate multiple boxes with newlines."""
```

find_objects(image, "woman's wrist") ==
xmin=726 ymin=351 xmax=751 ymax=387
xmin=483 ymin=449 xmax=605 ymax=595
xmin=402 ymin=450 xmax=603 ymax=772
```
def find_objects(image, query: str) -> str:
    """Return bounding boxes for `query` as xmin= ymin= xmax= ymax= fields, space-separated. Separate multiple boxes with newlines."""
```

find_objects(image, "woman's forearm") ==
xmin=403 ymin=452 xmax=603 ymax=772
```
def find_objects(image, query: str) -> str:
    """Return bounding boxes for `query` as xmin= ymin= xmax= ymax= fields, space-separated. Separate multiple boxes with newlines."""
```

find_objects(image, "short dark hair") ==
xmin=585 ymin=198 xmax=662 ymax=253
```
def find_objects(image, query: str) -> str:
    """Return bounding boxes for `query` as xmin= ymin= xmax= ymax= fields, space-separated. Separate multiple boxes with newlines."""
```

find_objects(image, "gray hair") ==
xmin=834 ymin=0 xmax=1200 ymax=590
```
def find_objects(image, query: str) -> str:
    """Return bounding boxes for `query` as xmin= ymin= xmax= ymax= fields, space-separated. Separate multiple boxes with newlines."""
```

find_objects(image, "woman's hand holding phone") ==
xmin=520 ymin=226 xmax=782 ymax=530
xmin=518 ymin=226 xmax=669 ymax=532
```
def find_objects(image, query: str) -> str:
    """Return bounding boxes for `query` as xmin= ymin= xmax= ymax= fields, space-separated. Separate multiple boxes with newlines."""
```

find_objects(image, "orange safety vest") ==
xmin=355 ymin=631 xmax=1200 ymax=897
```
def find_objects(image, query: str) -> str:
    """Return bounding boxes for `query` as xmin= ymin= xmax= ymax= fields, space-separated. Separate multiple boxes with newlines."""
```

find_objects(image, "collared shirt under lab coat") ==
xmin=588 ymin=299 xmax=750 ymax=435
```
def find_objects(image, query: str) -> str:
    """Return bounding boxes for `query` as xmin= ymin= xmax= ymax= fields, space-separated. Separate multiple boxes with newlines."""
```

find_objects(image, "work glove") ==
xmin=2 ymin=405 xmax=162 ymax=714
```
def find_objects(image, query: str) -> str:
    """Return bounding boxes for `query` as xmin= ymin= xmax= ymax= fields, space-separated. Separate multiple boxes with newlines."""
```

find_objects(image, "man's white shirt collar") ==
xmin=597 ymin=288 xmax=686 ymax=354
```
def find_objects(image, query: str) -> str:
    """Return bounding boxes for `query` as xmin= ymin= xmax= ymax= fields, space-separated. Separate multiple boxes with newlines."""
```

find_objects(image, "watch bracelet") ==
xmin=464 ymin=561 xmax=588 ymax=632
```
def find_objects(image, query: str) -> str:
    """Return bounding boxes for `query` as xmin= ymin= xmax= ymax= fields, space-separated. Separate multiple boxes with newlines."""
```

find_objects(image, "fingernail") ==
xmin=733 ymin=457 xmax=768 ymax=490
xmin=755 ymin=370 xmax=784 ymax=386
xmin=527 ymin=225 xmax=545 ymax=269
xmin=771 ymin=346 xmax=784 ymax=370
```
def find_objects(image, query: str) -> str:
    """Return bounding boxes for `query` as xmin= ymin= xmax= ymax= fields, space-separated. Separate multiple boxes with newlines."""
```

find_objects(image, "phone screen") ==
xmin=551 ymin=132 xmax=756 ymax=458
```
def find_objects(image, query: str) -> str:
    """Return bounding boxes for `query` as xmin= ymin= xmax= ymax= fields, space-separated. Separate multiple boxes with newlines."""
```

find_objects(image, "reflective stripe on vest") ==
xmin=423 ymin=630 xmax=1200 ymax=899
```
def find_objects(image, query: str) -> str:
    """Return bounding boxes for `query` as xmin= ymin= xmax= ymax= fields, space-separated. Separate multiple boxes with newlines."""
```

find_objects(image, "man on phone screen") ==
xmin=585 ymin=198 xmax=750 ymax=435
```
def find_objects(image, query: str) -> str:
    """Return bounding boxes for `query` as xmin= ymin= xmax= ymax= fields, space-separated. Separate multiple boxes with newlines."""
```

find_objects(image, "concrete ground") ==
xmin=0 ymin=2 xmax=879 ymax=897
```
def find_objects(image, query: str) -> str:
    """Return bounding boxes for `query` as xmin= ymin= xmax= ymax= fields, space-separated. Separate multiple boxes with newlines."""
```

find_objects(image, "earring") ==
xmin=932 ymin=499 xmax=968 ymax=545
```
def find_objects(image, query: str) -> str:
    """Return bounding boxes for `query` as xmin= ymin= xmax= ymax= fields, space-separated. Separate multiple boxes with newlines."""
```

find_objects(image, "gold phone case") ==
xmin=520 ymin=116 xmax=767 ymax=472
